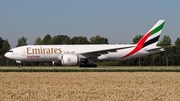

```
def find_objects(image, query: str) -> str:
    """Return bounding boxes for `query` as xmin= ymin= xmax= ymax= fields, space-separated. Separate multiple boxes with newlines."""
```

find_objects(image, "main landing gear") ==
xmin=79 ymin=59 xmax=97 ymax=68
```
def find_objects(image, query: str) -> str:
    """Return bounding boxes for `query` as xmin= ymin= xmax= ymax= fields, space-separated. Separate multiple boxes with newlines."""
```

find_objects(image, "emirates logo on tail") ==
xmin=123 ymin=20 xmax=165 ymax=58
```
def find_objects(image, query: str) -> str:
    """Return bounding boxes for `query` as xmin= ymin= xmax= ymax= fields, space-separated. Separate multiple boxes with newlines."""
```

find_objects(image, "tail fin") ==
xmin=137 ymin=20 xmax=165 ymax=49
xmin=123 ymin=20 xmax=165 ymax=58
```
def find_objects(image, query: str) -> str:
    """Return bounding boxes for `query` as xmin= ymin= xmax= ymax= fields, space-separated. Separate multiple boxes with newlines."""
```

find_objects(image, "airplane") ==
xmin=5 ymin=20 xmax=165 ymax=68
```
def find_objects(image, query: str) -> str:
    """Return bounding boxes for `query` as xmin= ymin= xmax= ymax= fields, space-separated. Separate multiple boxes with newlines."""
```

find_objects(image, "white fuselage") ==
xmin=5 ymin=44 xmax=162 ymax=62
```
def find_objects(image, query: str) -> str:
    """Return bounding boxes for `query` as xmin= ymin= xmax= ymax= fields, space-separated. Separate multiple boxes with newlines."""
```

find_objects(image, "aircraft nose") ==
xmin=4 ymin=53 xmax=12 ymax=59
xmin=4 ymin=53 xmax=8 ymax=57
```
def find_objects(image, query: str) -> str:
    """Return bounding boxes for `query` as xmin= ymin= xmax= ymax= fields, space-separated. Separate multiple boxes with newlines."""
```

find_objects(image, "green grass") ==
xmin=1 ymin=66 xmax=180 ymax=72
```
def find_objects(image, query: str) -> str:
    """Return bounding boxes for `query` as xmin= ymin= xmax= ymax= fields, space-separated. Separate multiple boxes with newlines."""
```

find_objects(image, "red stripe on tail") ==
xmin=122 ymin=31 xmax=152 ymax=58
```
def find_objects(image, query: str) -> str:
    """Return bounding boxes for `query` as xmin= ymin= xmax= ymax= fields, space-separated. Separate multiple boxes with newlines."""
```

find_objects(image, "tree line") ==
xmin=0 ymin=34 xmax=180 ymax=66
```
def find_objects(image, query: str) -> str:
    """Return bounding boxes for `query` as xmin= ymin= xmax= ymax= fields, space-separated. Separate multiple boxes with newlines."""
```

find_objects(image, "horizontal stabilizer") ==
xmin=145 ymin=47 xmax=165 ymax=52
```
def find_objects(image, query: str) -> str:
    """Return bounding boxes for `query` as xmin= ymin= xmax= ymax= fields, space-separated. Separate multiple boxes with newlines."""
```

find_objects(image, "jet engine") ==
xmin=57 ymin=54 xmax=79 ymax=66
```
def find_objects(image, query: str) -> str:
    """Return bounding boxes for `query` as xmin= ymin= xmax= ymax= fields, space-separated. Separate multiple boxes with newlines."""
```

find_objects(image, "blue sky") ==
xmin=0 ymin=0 xmax=180 ymax=47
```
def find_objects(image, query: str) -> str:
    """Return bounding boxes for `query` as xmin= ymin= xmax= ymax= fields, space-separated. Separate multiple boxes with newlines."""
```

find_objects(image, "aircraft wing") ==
xmin=78 ymin=46 xmax=135 ymax=58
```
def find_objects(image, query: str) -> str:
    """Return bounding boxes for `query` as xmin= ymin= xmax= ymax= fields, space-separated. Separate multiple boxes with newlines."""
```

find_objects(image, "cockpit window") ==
xmin=8 ymin=50 xmax=13 ymax=52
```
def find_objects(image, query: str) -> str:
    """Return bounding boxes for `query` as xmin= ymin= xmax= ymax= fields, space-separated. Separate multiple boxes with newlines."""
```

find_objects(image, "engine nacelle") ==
xmin=57 ymin=54 xmax=79 ymax=66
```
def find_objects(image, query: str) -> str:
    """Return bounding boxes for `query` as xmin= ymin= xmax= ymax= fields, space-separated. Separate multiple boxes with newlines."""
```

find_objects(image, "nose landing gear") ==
xmin=16 ymin=60 xmax=23 ymax=68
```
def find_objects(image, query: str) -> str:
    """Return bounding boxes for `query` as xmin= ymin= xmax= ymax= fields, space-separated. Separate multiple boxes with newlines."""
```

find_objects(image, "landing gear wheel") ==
xmin=79 ymin=64 xmax=84 ymax=67
xmin=79 ymin=59 xmax=97 ymax=68
xmin=19 ymin=64 xmax=23 ymax=68
xmin=92 ymin=64 xmax=97 ymax=67
xmin=79 ymin=63 xmax=97 ymax=68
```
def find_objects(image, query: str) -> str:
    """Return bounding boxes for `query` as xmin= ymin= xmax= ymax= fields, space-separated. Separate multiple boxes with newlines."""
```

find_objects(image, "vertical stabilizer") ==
xmin=123 ymin=20 xmax=165 ymax=58
xmin=139 ymin=20 xmax=165 ymax=48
